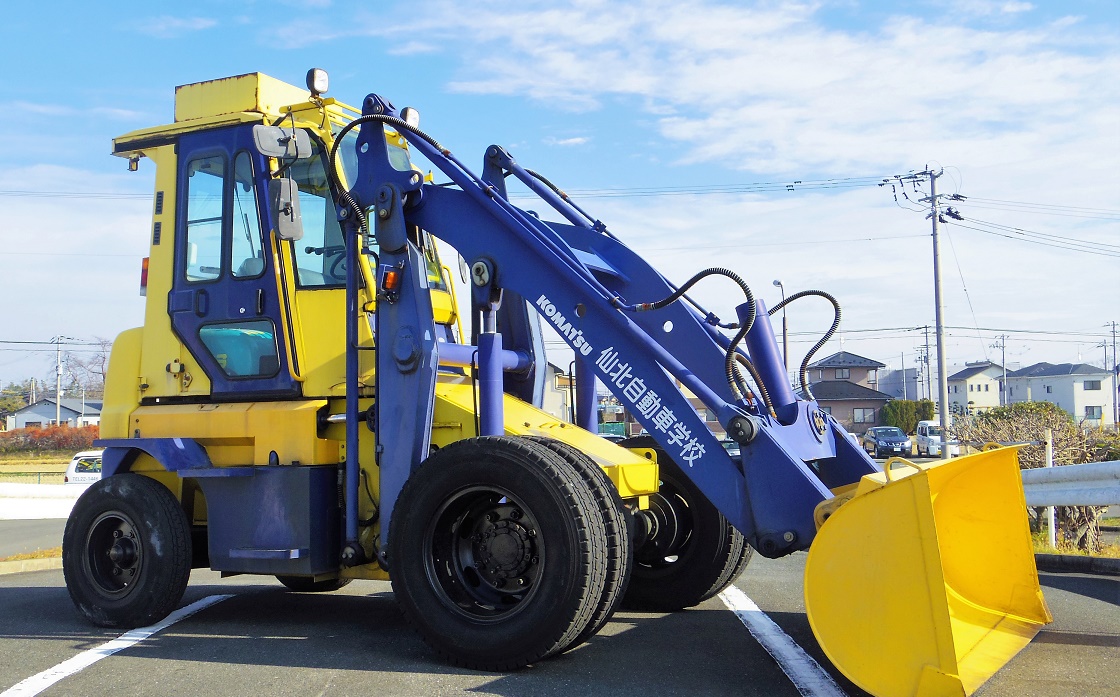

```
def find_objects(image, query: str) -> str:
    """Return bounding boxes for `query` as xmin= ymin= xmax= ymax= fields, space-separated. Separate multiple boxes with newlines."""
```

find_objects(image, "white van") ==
xmin=915 ymin=421 xmax=958 ymax=457
xmin=64 ymin=451 xmax=103 ymax=486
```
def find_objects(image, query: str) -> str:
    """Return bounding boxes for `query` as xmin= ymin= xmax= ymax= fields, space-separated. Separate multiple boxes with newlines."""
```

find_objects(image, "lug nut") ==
xmin=510 ymin=509 xmax=522 ymax=520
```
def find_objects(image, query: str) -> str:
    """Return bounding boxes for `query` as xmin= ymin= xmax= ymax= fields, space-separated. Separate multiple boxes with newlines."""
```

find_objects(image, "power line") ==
xmin=953 ymin=215 xmax=1120 ymax=250
xmin=944 ymin=220 xmax=1120 ymax=258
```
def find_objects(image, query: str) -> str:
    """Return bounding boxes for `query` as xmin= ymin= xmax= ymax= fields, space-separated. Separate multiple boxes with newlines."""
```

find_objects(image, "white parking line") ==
xmin=719 ymin=586 xmax=846 ymax=697
xmin=1 ymin=594 xmax=231 ymax=697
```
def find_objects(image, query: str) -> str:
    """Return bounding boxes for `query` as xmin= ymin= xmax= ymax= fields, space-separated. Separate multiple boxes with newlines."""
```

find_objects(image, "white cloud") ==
xmin=387 ymin=41 xmax=440 ymax=56
xmin=544 ymin=136 xmax=590 ymax=146
xmin=947 ymin=1 xmax=1034 ymax=16
xmin=132 ymin=16 xmax=217 ymax=38
xmin=363 ymin=0 xmax=1117 ymax=366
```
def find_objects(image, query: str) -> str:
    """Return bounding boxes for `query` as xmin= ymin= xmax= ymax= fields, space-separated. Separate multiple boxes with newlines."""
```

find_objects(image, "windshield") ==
xmin=927 ymin=426 xmax=942 ymax=436
xmin=878 ymin=428 xmax=905 ymax=438
xmin=286 ymin=131 xmax=381 ymax=288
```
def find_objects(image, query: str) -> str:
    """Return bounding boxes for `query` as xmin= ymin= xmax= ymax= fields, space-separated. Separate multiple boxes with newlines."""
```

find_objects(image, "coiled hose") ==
xmin=625 ymin=268 xmax=773 ymax=411
xmin=767 ymin=290 xmax=841 ymax=401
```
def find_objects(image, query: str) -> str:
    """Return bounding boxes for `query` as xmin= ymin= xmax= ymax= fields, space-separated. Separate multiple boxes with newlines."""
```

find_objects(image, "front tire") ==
xmin=63 ymin=474 xmax=192 ymax=628
xmin=389 ymin=437 xmax=608 ymax=670
xmin=620 ymin=438 xmax=749 ymax=611
xmin=523 ymin=436 xmax=632 ymax=653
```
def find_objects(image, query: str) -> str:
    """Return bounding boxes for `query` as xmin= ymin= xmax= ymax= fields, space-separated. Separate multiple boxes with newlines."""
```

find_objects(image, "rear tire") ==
xmin=620 ymin=438 xmax=748 ymax=612
xmin=389 ymin=436 xmax=608 ymax=670
xmin=276 ymin=576 xmax=352 ymax=592
xmin=523 ymin=436 xmax=632 ymax=652
xmin=63 ymin=474 xmax=192 ymax=628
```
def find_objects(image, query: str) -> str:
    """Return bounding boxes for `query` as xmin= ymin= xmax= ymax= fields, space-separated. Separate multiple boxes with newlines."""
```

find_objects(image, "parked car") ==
xmin=860 ymin=427 xmax=912 ymax=458
xmin=64 ymin=451 xmax=103 ymax=486
xmin=720 ymin=439 xmax=741 ymax=459
xmin=915 ymin=420 xmax=959 ymax=457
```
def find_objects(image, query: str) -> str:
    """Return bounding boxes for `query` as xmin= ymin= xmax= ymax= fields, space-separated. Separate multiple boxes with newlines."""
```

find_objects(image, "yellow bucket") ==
xmin=804 ymin=448 xmax=1051 ymax=697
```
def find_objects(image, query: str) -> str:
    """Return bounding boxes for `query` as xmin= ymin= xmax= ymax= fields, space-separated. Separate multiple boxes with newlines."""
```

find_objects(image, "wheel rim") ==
xmin=84 ymin=511 xmax=143 ymax=597
xmin=423 ymin=486 xmax=544 ymax=622
xmin=634 ymin=479 xmax=695 ymax=570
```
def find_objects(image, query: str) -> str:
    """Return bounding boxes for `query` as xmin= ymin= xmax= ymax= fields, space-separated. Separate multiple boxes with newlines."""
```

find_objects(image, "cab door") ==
xmin=168 ymin=126 xmax=299 ymax=399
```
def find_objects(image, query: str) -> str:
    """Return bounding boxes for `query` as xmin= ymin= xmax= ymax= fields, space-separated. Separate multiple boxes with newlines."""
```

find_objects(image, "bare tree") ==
xmin=64 ymin=337 xmax=112 ymax=400
xmin=951 ymin=401 xmax=1116 ymax=552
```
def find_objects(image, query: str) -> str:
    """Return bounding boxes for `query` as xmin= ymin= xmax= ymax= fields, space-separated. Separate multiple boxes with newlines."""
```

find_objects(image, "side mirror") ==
xmin=269 ymin=177 xmax=304 ymax=241
xmin=252 ymin=125 xmax=313 ymax=160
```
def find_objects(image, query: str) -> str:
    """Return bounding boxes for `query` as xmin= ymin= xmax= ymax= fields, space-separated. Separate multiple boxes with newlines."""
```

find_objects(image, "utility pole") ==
xmin=923 ymin=325 xmax=933 ymax=400
xmin=53 ymin=336 xmax=76 ymax=427
xmin=772 ymin=279 xmax=788 ymax=372
xmin=55 ymin=336 xmax=63 ymax=427
xmin=901 ymin=352 xmax=907 ymax=400
xmin=991 ymin=334 xmax=1008 ymax=406
xmin=921 ymin=169 xmax=952 ymax=459
xmin=1110 ymin=321 xmax=1118 ymax=426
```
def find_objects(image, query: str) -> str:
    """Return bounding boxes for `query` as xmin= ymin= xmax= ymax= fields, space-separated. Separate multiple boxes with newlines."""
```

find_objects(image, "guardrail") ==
xmin=1022 ymin=460 xmax=1120 ymax=507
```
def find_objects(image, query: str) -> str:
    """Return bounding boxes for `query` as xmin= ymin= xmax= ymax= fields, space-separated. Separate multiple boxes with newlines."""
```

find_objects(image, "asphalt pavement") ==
xmin=0 ymin=551 xmax=1115 ymax=696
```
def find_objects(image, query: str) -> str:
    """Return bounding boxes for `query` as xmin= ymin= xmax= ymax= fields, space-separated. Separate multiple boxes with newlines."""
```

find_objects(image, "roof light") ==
xmin=306 ymin=68 xmax=329 ymax=98
xmin=401 ymin=107 xmax=420 ymax=129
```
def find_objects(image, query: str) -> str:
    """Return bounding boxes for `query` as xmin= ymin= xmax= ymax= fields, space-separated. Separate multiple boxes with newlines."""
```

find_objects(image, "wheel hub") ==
xmin=474 ymin=519 xmax=534 ymax=581
xmin=108 ymin=538 xmax=138 ymax=567
xmin=85 ymin=513 xmax=142 ymax=594
xmin=634 ymin=488 xmax=691 ymax=564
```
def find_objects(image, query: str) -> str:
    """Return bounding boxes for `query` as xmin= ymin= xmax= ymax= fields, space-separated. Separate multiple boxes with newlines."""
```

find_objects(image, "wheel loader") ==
xmin=63 ymin=70 xmax=1051 ymax=696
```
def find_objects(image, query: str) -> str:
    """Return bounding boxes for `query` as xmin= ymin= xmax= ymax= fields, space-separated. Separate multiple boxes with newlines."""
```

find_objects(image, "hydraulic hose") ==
xmin=326 ymin=112 xmax=449 ymax=241
xmin=767 ymin=290 xmax=841 ymax=401
xmin=624 ymin=267 xmax=766 ymax=409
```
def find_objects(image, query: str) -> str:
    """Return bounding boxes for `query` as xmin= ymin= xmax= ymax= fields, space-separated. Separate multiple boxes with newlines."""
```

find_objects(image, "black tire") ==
xmin=619 ymin=437 xmax=746 ymax=612
xmin=701 ymin=535 xmax=753 ymax=603
xmin=523 ymin=436 xmax=632 ymax=652
xmin=63 ymin=474 xmax=192 ymax=628
xmin=389 ymin=436 xmax=608 ymax=671
xmin=276 ymin=576 xmax=353 ymax=592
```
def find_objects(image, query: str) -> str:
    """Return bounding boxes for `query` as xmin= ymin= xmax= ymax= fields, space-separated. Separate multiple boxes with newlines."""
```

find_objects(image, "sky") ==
xmin=0 ymin=0 xmax=1117 ymax=394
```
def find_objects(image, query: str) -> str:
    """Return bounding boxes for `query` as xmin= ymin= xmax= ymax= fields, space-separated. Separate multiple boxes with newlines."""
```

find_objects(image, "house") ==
xmin=804 ymin=351 xmax=892 ymax=431
xmin=5 ymin=398 xmax=102 ymax=430
xmin=1006 ymin=362 xmax=1116 ymax=427
xmin=947 ymin=361 xmax=1004 ymax=414
xmin=540 ymin=363 xmax=575 ymax=422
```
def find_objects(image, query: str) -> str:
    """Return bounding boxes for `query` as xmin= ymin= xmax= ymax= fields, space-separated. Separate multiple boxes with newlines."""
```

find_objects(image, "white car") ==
xmin=64 ymin=451 xmax=104 ymax=486
xmin=915 ymin=421 xmax=959 ymax=457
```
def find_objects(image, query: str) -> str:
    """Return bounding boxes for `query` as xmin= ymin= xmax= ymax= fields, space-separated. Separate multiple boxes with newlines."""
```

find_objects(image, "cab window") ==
xmin=288 ymin=139 xmax=349 ymax=287
xmin=184 ymin=156 xmax=226 ymax=282
xmin=231 ymin=152 xmax=266 ymax=278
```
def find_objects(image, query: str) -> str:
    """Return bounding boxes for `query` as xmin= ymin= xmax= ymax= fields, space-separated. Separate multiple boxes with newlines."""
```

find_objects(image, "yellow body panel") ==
xmin=804 ymin=448 xmax=1051 ymax=697
xmin=430 ymin=380 xmax=659 ymax=499
xmin=174 ymin=73 xmax=312 ymax=123
xmin=100 ymin=328 xmax=144 ymax=439
xmin=131 ymin=400 xmax=339 ymax=467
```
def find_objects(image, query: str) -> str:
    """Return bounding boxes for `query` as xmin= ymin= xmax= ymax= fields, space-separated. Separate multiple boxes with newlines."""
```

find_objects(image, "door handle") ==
xmin=194 ymin=289 xmax=209 ymax=316
xmin=256 ymin=288 xmax=265 ymax=315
